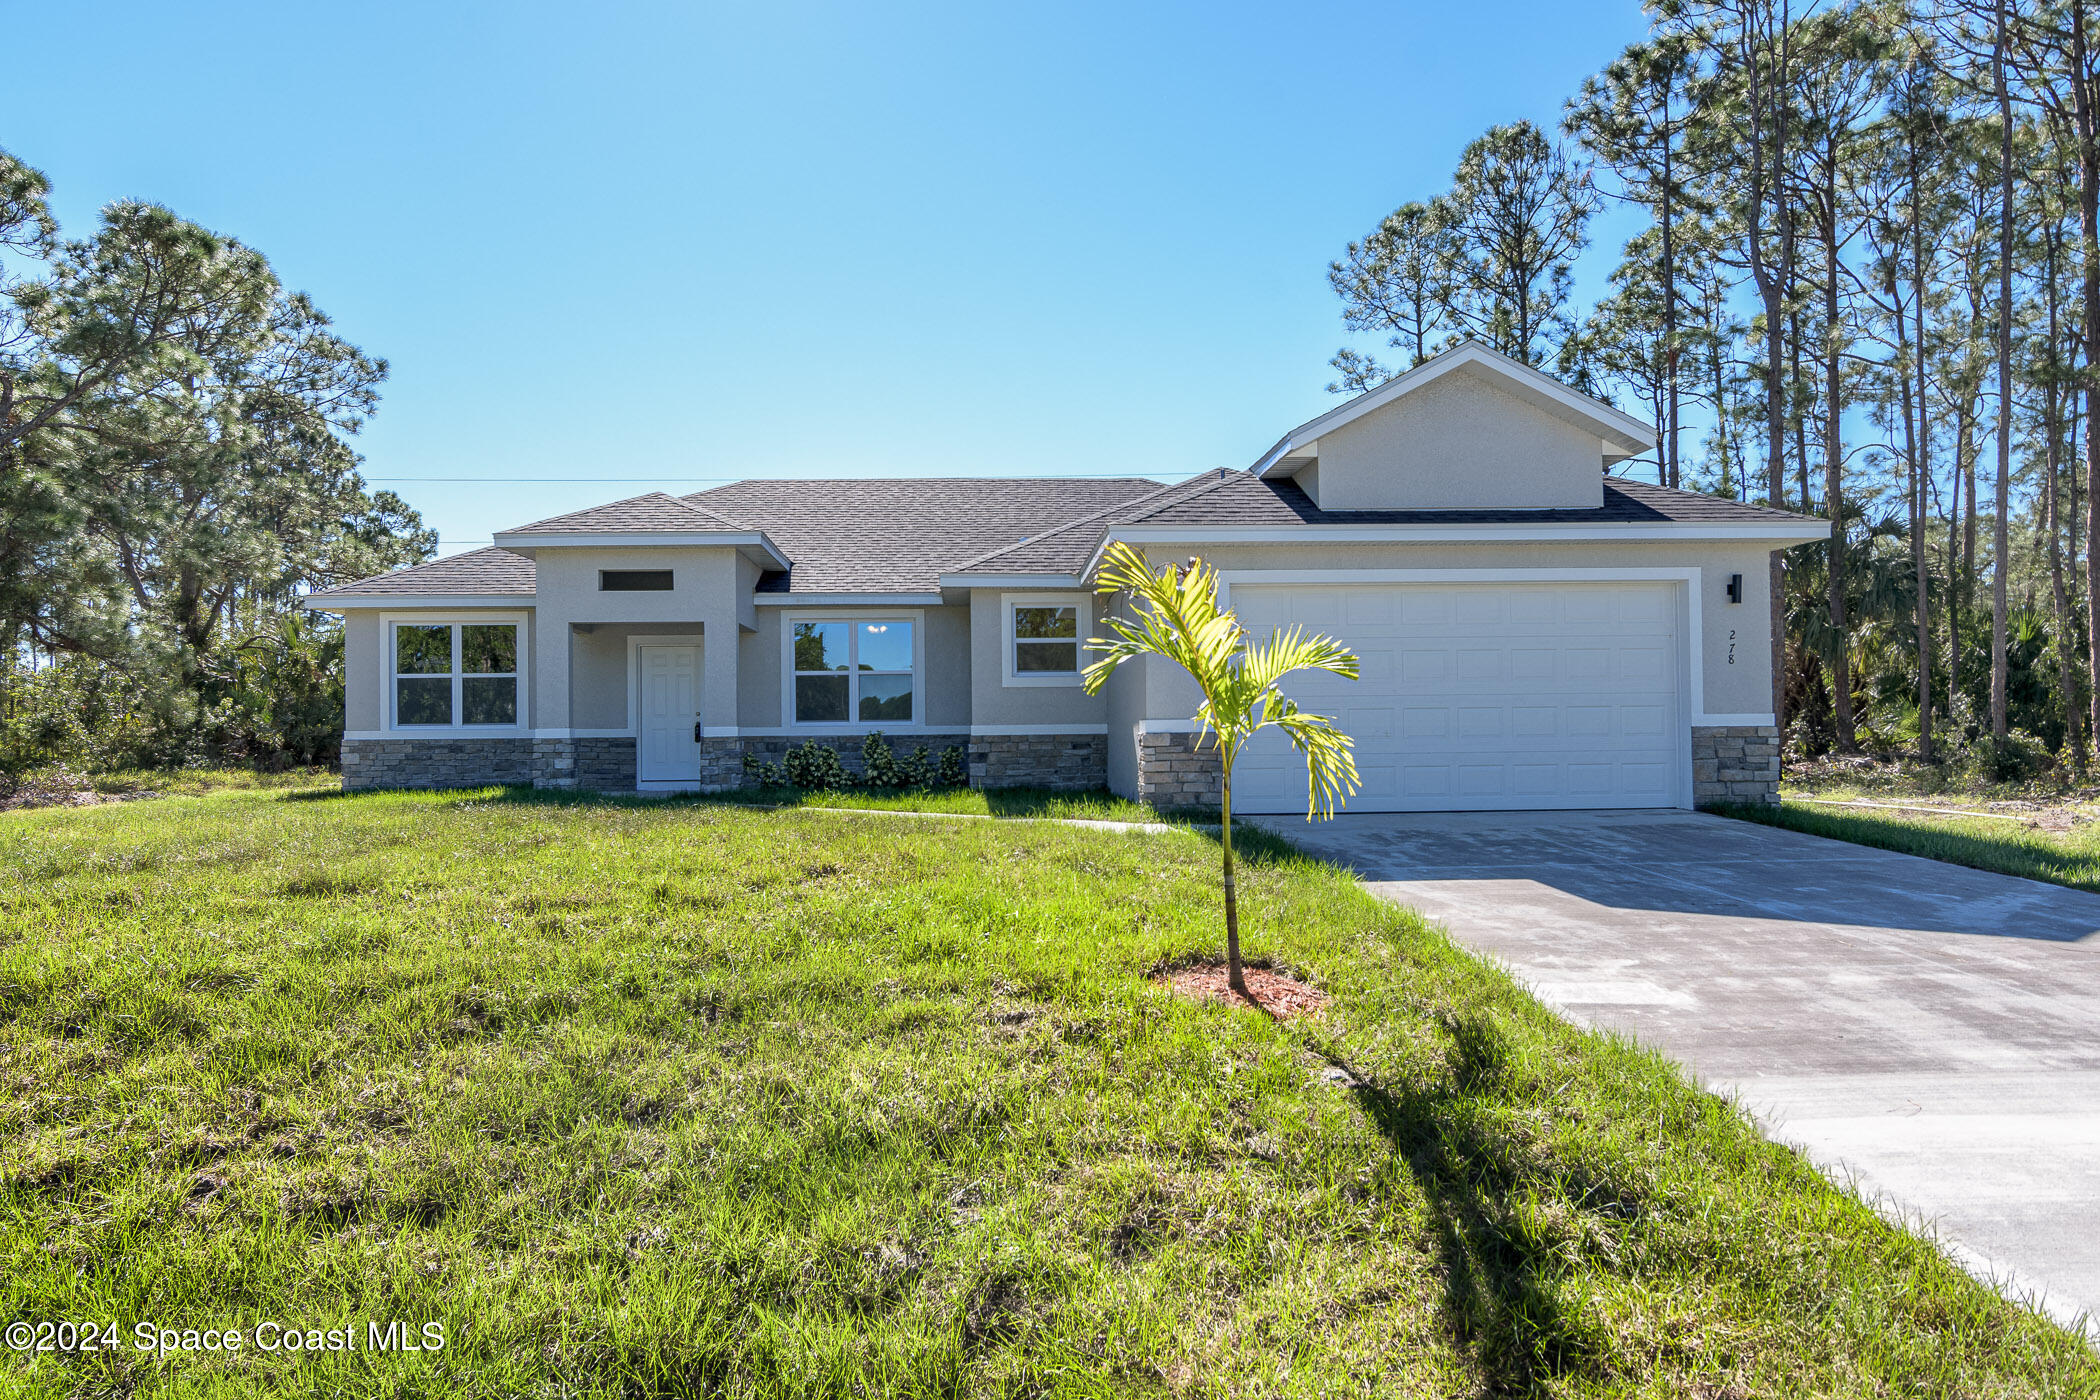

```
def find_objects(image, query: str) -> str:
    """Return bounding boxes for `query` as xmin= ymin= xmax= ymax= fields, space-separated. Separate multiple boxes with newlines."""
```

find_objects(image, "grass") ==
xmin=1729 ymin=794 xmax=2100 ymax=894
xmin=1 ymin=786 xmax=2093 ymax=1397
xmin=702 ymin=784 xmax=1173 ymax=823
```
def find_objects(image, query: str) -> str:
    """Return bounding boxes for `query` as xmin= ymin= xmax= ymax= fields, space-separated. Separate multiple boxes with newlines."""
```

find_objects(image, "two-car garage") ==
xmin=1227 ymin=579 xmax=1687 ymax=815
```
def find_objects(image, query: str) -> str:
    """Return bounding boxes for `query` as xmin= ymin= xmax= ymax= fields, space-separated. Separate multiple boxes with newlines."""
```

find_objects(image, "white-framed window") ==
xmin=1002 ymin=593 xmax=1088 ymax=687
xmin=385 ymin=616 xmax=529 ymax=731
xmin=784 ymin=615 xmax=919 ymax=726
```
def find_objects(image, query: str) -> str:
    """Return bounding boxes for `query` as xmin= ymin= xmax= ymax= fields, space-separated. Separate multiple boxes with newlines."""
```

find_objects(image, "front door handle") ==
xmin=693 ymin=720 xmax=704 ymax=742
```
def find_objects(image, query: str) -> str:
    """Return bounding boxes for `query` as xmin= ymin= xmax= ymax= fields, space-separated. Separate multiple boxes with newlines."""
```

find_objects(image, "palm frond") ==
xmin=1084 ymin=541 xmax=1361 ymax=822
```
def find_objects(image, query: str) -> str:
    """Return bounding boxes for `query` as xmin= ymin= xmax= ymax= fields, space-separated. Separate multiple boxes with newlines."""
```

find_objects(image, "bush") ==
xmin=1960 ymin=730 xmax=2056 ymax=786
xmin=783 ymin=739 xmax=853 ymax=791
xmin=740 ymin=733 xmax=967 ymax=793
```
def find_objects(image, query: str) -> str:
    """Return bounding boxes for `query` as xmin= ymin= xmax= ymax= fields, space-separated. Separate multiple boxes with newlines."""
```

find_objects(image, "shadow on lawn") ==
xmin=299 ymin=782 xmax=1206 ymax=821
xmin=1319 ymin=1016 xmax=1619 ymax=1392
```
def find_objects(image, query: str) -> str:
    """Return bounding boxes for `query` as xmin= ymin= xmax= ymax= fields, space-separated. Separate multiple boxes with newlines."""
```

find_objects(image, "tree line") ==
xmin=1330 ymin=0 xmax=2100 ymax=777
xmin=0 ymin=147 xmax=430 ymax=772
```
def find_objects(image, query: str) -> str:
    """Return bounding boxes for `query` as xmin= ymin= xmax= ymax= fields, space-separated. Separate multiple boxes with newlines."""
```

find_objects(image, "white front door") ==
xmin=1229 ymin=581 xmax=1685 ymax=814
xmin=637 ymin=644 xmax=702 ymax=785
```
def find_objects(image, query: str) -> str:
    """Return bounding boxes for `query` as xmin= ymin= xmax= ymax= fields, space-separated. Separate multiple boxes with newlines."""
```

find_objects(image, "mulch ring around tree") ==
xmin=1159 ymin=961 xmax=1331 ymax=1020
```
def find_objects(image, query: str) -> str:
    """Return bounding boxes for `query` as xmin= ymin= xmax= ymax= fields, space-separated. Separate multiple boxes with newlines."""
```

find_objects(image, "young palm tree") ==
xmin=1083 ymin=543 xmax=1362 ymax=994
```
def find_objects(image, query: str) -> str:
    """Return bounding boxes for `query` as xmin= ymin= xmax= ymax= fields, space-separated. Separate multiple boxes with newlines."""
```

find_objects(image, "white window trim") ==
xmin=380 ymin=612 xmax=531 ymax=736
xmin=1001 ymin=592 xmax=1089 ymax=688
xmin=779 ymin=610 xmax=927 ymax=730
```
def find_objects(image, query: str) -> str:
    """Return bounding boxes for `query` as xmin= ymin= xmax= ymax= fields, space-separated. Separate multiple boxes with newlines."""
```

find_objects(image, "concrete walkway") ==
xmin=1246 ymin=807 xmax=2100 ymax=1333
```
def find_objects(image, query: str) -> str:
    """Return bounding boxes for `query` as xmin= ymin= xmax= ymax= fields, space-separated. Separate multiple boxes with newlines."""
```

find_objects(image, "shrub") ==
xmin=782 ymin=739 xmax=853 ymax=791
xmin=741 ymin=733 xmax=967 ymax=793
xmin=1960 ymin=730 xmax=2055 ymax=786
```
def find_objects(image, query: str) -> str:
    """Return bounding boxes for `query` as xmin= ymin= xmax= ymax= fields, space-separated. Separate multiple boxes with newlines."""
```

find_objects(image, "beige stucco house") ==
xmin=304 ymin=343 xmax=1826 ymax=811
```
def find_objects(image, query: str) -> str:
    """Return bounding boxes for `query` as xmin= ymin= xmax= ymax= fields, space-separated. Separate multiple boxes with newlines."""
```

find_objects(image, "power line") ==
xmin=372 ymin=471 xmax=1179 ymax=483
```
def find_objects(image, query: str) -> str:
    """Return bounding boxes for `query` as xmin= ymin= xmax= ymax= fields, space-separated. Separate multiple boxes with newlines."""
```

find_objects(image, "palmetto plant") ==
xmin=1083 ymin=543 xmax=1362 ymax=994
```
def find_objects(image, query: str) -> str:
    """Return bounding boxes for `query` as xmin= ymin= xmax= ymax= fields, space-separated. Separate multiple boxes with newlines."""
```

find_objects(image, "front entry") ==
xmin=637 ymin=643 xmax=703 ymax=786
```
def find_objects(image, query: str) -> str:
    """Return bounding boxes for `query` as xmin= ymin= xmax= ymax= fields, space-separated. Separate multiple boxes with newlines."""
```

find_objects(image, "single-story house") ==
xmin=304 ymin=342 xmax=1826 ymax=811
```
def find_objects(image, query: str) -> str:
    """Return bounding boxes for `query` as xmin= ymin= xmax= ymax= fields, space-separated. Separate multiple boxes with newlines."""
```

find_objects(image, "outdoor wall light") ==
xmin=1726 ymin=573 xmax=1743 ymax=604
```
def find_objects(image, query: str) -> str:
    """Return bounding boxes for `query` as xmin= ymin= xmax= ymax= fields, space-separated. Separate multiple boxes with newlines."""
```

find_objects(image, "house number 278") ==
xmin=1727 ymin=629 xmax=1737 ymax=664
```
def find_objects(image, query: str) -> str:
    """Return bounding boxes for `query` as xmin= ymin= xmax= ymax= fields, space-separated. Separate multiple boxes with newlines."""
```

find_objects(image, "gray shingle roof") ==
xmin=684 ymin=478 xmax=1164 ymax=594
xmin=1121 ymin=471 xmax=1824 ymax=527
xmin=307 ymin=547 xmax=536 ymax=599
xmin=502 ymin=492 xmax=748 ymax=534
xmin=949 ymin=471 xmax=1247 ymax=575
xmin=310 ymin=471 xmax=1820 ymax=604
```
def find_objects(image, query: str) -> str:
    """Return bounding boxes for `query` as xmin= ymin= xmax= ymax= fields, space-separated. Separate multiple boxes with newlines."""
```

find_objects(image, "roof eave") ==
xmin=300 ymin=592 xmax=536 ymax=611
xmin=936 ymin=572 xmax=1087 ymax=590
xmin=1083 ymin=519 xmax=1828 ymax=576
xmin=488 ymin=529 xmax=792 ymax=570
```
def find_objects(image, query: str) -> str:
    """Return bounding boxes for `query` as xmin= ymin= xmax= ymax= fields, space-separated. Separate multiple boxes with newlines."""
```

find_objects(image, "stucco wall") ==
xmin=528 ymin=545 xmax=741 ymax=624
xmin=567 ymin=622 xmax=705 ymax=731
xmin=966 ymin=588 xmax=1109 ymax=729
xmin=344 ymin=609 xmax=382 ymax=731
xmin=1305 ymin=366 xmax=1606 ymax=510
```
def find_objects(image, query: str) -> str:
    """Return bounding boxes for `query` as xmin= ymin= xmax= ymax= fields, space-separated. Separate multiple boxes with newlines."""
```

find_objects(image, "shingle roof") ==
xmin=949 ymin=471 xmax=1246 ymax=575
xmin=307 ymin=547 xmax=536 ymax=600
xmin=684 ymin=478 xmax=1164 ymax=594
xmin=1120 ymin=471 xmax=1823 ymax=527
xmin=309 ymin=471 xmax=1821 ymax=605
xmin=502 ymin=492 xmax=748 ymax=534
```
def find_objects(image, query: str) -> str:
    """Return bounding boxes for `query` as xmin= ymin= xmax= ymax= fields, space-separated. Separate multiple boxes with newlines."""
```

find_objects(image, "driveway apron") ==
xmin=1248 ymin=807 xmax=2100 ymax=1333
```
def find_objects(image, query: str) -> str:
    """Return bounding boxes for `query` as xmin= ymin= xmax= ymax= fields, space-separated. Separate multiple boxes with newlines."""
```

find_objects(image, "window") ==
xmin=600 ymin=569 xmax=673 ymax=591
xmin=791 ymin=618 xmax=915 ymax=724
xmin=391 ymin=621 xmax=521 ymax=728
xmin=1003 ymin=595 xmax=1087 ymax=685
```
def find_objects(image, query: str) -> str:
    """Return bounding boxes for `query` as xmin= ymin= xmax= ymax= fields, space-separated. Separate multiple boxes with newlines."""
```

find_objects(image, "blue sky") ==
xmin=9 ymin=0 xmax=1656 ymax=554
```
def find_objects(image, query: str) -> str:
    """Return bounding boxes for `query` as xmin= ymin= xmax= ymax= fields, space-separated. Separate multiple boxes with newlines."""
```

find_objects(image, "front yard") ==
xmin=1 ymin=787 xmax=2092 ymax=1397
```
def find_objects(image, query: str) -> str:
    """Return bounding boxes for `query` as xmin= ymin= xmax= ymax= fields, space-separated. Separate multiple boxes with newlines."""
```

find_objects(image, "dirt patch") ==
xmin=0 ymin=771 xmax=158 ymax=813
xmin=1160 ymin=963 xmax=1330 ymax=1020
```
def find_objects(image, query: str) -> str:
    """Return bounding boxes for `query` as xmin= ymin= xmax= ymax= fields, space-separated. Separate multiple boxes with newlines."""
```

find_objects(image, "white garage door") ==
xmin=1229 ymin=581 xmax=1684 ymax=814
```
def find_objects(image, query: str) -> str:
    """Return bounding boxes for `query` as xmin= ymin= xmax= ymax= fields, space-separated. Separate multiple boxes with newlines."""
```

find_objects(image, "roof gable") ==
xmin=1253 ymin=341 xmax=1655 ymax=477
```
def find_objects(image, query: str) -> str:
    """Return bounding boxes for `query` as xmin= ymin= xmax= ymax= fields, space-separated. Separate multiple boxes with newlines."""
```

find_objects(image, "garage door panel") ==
xmin=1344 ymin=592 xmax=1394 ymax=628
xmin=1510 ymin=648 xmax=1555 ymax=683
xmin=1622 ymin=704 xmax=1667 ymax=738
xmin=1229 ymin=580 xmax=1683 ymax=813
xmin=1401 ymin=650 xmax=1450 ymax=686
xmin=1619 ymin=645 xmax=1671 ymax=685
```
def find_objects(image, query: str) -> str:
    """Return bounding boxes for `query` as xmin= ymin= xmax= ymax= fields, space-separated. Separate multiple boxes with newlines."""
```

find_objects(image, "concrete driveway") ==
xmin=1247 ymin=807 xmax=2100 ymax=1333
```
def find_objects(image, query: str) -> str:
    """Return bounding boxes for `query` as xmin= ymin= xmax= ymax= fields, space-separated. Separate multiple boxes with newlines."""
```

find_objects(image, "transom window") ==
xmin=1003 ymin=595 xmax=1087 ymax=686
xmin=600 ymin=569 xmax=673 ymax=591
xmin=791 ymin=619 xmax=915 ymax=724
xmin=392 ymin=622 xmax=520 ymax=728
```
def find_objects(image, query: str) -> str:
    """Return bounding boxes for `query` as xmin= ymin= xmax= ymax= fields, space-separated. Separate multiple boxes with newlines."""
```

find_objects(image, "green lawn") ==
xmin=701 ymin=784 xmax=1173 ymax=823
xmin=1 ymin=787 xmax=2092 ymax=1397
xmin=1730 ymin=793 xmax=2100 ymax=894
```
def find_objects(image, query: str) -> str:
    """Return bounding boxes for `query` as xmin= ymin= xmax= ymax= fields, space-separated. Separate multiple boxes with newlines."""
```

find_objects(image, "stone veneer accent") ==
xmin=342 ymin=731 xmax=1109 ymax=794
xmin=1134 ymin=729 xmax=1222 ymax=810
xmin=577 ymin=737 xmax=639 ymax=791
xmin=1692 ymin=725 xmax=1781 ymax=806
xmin=967 ymin=733 xmax=1107 ymax=789
xmin=341 ymin=737 xmax=536 ymax=790
xmin=530 ymin=737 xmax=642 ymax=792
